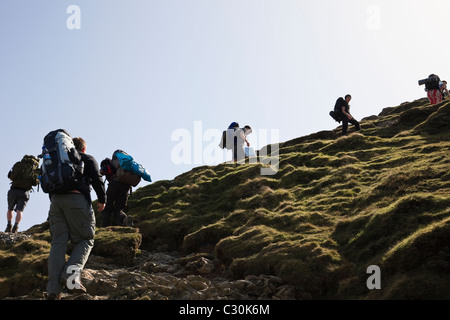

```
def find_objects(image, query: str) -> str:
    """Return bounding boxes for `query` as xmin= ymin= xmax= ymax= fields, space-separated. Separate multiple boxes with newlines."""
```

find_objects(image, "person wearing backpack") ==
xmin=219 ymin=122 xmax=239 ymax=150
xmin=335 ymin=95 xmax=361 ymax=135
xmin=4 ymin=155 xmax=40 ymax=233
xmin=46 ymin=136 xmax=105 ymax=300
xmin=99 ymin=156 xmax=132 ymax=227
xmin=234 ymin=125 xmax=253 ymax=163
xmin=425 ymin=74 xmax=443 ymax=105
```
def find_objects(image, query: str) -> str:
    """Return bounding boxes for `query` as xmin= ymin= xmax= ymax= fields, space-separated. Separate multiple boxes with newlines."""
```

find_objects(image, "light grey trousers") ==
xmin=46 ymin=193 xmax=95 ymax=295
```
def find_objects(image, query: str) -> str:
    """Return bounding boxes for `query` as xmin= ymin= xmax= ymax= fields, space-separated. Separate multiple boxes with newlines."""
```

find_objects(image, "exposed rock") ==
xmin=92 ymin=227 xmax=142 ymax=266
xmin=0 ymin=232 xmax=31 ymax=245
xmin=7 ymin=248 xmax=296 ymax=300
xmin=185 ymin=256 xmax=216 ymax=275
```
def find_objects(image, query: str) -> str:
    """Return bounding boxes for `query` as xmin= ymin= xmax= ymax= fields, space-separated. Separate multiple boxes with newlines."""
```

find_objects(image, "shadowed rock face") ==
xmin=2 ymin=98 xmax=450 ymax=300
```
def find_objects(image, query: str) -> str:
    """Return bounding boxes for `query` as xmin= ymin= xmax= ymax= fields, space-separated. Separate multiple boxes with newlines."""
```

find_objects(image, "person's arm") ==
xmin=85 ymin=155 xmax=106 ymax=211
xmin=342 ymin=105 xmax=353 ymax=120
xmin=240 ymin=130 xmax=250 ymax=147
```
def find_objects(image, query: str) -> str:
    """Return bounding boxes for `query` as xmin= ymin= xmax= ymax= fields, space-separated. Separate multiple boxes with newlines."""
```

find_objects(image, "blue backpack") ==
xmin=112 ymin=150 xmax=152 ymax=184
xmin=219 ymin=122 xmax=240 ymax=150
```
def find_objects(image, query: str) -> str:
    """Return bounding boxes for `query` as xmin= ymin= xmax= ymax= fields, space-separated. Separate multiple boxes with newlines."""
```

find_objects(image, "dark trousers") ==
xmin=102 ymin=181 xmax=130 ymax=227
xmin=341 ymin=116 xmax=360 ymax=135
xmin=232 ymin=137 xmax=245 ymax=163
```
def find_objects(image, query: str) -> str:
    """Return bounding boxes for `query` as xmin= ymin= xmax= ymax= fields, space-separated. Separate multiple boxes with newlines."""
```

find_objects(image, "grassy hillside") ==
xmin=1 ymin=97 xmax=450 ymax=299
xmin=126 ymin=97 xmax=450 ymax=299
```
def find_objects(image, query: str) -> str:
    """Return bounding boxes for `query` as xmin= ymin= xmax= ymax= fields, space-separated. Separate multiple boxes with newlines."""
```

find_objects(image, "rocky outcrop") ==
xmin=6 ymin=249 xmax=296 ymax=300
xmin=0 ymin=232 xmax=31 ymax=245
xmin=1 ymin=225 xmax=295 ymax=300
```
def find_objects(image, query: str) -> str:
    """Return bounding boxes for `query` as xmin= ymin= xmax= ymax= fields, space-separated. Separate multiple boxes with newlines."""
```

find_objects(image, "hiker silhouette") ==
xmin=334 ymin=95 xmax=361 ymax=135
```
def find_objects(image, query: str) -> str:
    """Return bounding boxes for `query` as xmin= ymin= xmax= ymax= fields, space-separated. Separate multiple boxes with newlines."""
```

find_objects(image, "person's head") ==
xmin=73 ymin=137 xmax=87 ymax=153
xmin=243 ymin=125 xmax=252 ymax=135
xmin=100 ymin=158 xmax=112 ymax=175
xmin=345 ymin=94 xmax=352 ymax=103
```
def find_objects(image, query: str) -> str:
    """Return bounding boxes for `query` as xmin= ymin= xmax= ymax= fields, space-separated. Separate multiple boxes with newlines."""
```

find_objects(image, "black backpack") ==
xmin=39 ymin=129 xmax=84 ymax=194
xmin=425 ymin=74 xmax=440 ymax=90
xmin=329 ymin=110 xmax=341 ymax=123
xmin=8 ymin=155 xmax=41 ymax=191
xmin=330 ymin=98 xmax=344 ymax=123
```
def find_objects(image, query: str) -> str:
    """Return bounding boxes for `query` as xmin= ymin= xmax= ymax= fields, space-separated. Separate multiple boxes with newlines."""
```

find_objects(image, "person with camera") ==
xmin=420 ymin=74 xmax=443 ymax=105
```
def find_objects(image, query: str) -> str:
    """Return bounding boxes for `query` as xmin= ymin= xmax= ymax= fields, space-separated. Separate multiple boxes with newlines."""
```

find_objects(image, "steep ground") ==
xmin=1 ymin=97 xmax=450 ymax=299
xmin=126 ymin=97 xmax=450 ymax=299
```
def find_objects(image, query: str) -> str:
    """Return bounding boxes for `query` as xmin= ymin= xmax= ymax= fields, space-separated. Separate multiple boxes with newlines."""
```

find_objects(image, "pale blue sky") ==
xmin=1 ymin=0 xmax=449 ymax=230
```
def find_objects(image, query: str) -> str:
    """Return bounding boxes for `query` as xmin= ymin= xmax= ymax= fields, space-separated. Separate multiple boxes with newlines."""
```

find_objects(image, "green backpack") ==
xmin=8 ymin=155 xmax=41 ymax=191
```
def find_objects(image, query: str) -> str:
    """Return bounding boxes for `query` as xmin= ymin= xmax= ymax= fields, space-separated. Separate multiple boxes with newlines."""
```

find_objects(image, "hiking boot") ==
xmin=60 ymin=275 xmax=87 ymax=294
xmin=4 ymin=224 xmax=12 ymax=233
xmin=70 ymin=282 xmax=87 ymax=294
xmin=11 ymin=224 xmax=18 ymax=233
xmin=47 ymin=293 xmax=61 ymax=300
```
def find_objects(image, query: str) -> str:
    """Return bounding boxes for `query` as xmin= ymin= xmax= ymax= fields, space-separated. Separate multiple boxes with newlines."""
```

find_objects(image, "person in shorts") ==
xmin=5 ymin=186 xmax=30 ymax=233
xmin=4 ymin=155 xmax=40 ymax=233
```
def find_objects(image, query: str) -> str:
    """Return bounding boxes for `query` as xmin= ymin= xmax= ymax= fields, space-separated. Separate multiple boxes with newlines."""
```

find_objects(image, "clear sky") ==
xmin=1 ymin=0 xmax=449 ymax=231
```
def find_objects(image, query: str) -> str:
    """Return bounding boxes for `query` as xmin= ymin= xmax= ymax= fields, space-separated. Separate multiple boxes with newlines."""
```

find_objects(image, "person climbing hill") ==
xmin=334 ymin=94 xmax=361 ymax=136
xmin=4 ymin=155 xmax=40 ymax=233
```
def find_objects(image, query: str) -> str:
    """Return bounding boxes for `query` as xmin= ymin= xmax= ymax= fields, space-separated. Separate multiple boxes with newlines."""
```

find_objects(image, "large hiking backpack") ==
xmin=330 ymin=98 xmax=344 ymax=123
xmin=219 ymin=122 xmax=239 ymax=150
xmin=8 ymin=155 xmax=41 ymax=190
xmin=228 ymin=122 xmax=239 ymax=129
xmin=329 ymin=110 xmax=341 ymax=123
xmin=111 ymin=150 xmax=151 ymax=187
xmin=425 ymin=74 xmax=440 ymax=91
xmin=39 ymin=129 xmax=84 ymax=194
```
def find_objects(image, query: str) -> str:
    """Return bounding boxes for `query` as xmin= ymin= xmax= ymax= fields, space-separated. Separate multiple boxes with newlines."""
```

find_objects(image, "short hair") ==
xmin=345 ymin=94 xmax=352 ymax=99
xmin=73 ymin=137 xmax=86 ymax=152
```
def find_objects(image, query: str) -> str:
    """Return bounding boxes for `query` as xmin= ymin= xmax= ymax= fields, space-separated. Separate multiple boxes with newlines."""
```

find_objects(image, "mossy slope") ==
xmin=0 ymin=223 xmax=141 ymax=298
xmin=127 ymin=98 xmax=450 ymax=299
xmin=2 ymin=97 xmax=450 ymax=299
